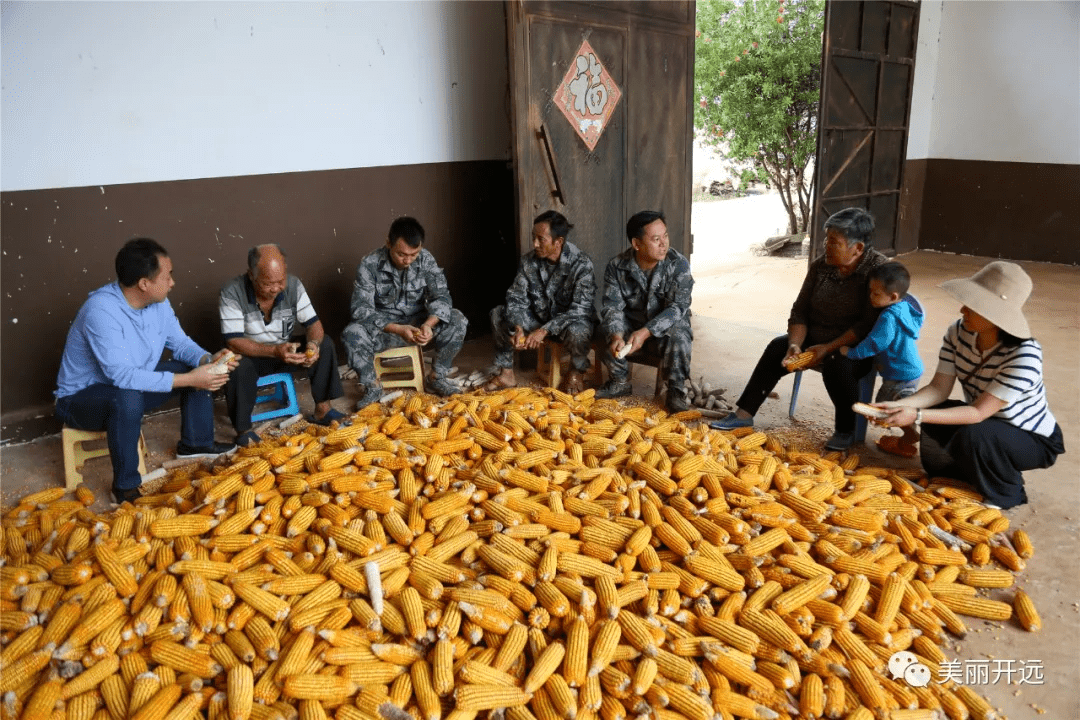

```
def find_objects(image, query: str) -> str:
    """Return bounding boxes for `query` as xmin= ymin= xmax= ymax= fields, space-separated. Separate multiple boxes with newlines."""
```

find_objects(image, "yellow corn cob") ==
xmin=0 ymin=648 xmax=51 ymax=693
xmin=915 ymin=547 xmax=968 ymax=566
xmin=98 ymin=674 xmax=129 ymax=720
xmin=937 ymin=595 xmax=1013 ymax=621
xmin=1012 ymin=530 xmax=1034 ymax=559
xmin=130 ymin=683 xmax=183 ymax=720
xmin=1013 ymin=589 xmax=1041 ymax=632
xmin=783 ymin=351 xmax=815 ymax=371
xmin=20 ymin=672 xmax=63 ymax=720
xmin=51 ymin=563 xmax=94 ymax=586
xmin=63 ymin=598 xmax=126 ymax=651
xmin=226 ymin=664 xmax=253 ymax=720
xmin=150 ymin=640 xmax=223 ymax=677
xmin=168 ymin=560 xmax=237 ymax=580
xmin=282 ymin=674 xmax=358 ymax=700
xmin=770 ymin=573 xmax=831 ymax=615
xmin=150 ymin=516 xmax=217 ymax=538
xmin=60 ymin=652 xmax=120 ymax=699
xmin=957 ymin=568 xmax=1014 ymax=589
xmin=231 ymin=582 xmax=290 ymax=622
xmin=433 ymin=637 xmax=455 ymax=696
xmin=455 ymin=685 xmax=532 ymax=712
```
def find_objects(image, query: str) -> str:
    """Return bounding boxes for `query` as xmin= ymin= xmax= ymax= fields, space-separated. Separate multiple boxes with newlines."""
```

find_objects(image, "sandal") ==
xmin=308 ymin=408 xmax=351 ymax=427
xmin=877 ymin=435 xmax=918 ymax=458
xmin=561 ymin=370 xmax=585 ymax=396
xmin=482 ymin=371 xmax=516 ymax=393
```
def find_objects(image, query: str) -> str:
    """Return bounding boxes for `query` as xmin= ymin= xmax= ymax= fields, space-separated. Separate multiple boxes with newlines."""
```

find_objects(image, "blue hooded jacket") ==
xmin=846 ymin=296 xmax=924 ymax=382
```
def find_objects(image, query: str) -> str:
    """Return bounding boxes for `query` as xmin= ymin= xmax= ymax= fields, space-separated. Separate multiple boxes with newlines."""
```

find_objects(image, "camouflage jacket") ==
xmin=505 ymin=241 xmax=597 ymax=334
xmin=349 ymin=246 xmax=454 ymax=331
xmin=600 ymin=247 xmax=694 ymax=340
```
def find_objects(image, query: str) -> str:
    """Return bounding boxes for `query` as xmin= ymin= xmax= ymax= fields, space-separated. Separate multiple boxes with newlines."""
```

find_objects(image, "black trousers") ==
xmin=736 ymin=334 xmax=874 ymax=433
xmin=226 ymin=336 xmax=343 ymax=434
xmin=56 ymin=359 xmax=215 ymax=491
xmin=920 ymin=400 xmax=1065 ymax=509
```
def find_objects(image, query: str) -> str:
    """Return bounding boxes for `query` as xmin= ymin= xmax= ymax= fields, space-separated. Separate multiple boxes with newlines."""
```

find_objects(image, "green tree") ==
xmin=695 ymin=0 xmax=824 ymax=234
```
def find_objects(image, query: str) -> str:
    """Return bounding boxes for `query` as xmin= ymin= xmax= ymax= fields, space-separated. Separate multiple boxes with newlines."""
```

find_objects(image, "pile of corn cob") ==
xmin=0 ymin=387 xmax=1040 ymax=720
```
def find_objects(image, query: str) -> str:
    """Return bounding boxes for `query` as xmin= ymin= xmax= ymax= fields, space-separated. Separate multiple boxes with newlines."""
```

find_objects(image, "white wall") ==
xmin=905 ymin=0 xmax=942 ymax=160
xmin=1 ymin=1 xmax=511 ymax=192
xmin=907 ymin=0 xmax=1080 ymax=163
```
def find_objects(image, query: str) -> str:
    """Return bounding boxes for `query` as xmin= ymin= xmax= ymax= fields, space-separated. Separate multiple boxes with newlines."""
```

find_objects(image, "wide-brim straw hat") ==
xmin=940 ymin=261 xmax=1033 ymax=338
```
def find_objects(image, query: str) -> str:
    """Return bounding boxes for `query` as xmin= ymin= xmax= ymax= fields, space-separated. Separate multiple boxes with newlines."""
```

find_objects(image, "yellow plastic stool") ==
xmin=62 ymin=427 xmax=148 ymax=491
xmin=373 ymin=346 xmax=425 ymax=393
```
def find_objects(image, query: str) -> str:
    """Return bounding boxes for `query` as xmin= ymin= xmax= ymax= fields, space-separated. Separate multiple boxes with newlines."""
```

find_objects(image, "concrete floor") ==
xmin=1 ymin=249 xmax=1077 ymax=718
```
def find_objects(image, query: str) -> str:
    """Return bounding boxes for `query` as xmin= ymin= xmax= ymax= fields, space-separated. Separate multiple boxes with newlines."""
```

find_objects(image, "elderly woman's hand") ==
xmin=804 ymin=344 xmax=830 ymax=368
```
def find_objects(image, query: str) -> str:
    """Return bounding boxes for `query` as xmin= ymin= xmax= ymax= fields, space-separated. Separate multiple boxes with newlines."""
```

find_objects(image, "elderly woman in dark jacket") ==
xmin=711 ymin=208 xmax=888 ymax=450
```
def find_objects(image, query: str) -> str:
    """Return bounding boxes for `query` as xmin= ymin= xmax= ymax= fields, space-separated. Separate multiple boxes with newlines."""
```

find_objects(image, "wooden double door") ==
xmin=506 ymin=1 xmax=696 ymax=286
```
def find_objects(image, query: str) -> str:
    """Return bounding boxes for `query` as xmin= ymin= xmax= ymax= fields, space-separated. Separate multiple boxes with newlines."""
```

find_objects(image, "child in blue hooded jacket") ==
xmin=841 ymin=261 xmax=924 ymax=456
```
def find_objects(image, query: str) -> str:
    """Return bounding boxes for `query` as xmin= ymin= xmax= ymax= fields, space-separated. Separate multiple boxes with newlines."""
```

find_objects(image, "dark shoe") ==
xmin=356 ymin=385 xmax=382 ymax=409
xmin=709 ymin=412 xmax=754 ymax=431
xmin=595 ymin=378 xmax=632 ymax=399
xmin=176 ymin=440 xmax=236 ymax=459
xmin=824 ymin=431 xmax=856 ymax=451
xmin=426 ymin=376 xmax=458 ymax=398
xmin=111 ymin=486 xmax=142 ymax=504
xmin=666 ymin=389 xmax=691 ymax=413
xmin=560 ymin=370 xmax=586 ymax=396
xmin=236 ymin=430 xmax=261 ymax=448
xmin=309 ymin=408 xmax=351 ymax=427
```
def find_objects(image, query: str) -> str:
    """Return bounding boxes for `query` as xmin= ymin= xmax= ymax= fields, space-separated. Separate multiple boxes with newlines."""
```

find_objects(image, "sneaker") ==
xmin=111 ymin=485 xmax=142 ymax=504
xmin=176 ymin=440 xmax=236 ymax=458
xmin=666 ymin=389 xmax=691 ymax=413
xmin=356 ymin=384 xmax=383 ymax=410
xmin=824 ymin=431 xmax=856 ymax=451
xmin=426 ymin=376 xmax=458 ymax=398
xmin=594 ymin=378 xmax=632 ymax=399
xmin=709 ymin=412 xmax=754 ymax=431
xmin=236 ymin=430 xmax=261 ymax=448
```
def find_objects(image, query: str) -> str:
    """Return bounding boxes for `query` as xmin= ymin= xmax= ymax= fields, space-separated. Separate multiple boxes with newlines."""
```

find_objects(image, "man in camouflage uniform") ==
xmin=597 ymin=210 xmax=694 ymax=412
xmin=342 ymin=217 xmax=467 ymax=406
xmin=486 ymin=211 xmax=597 ymax=394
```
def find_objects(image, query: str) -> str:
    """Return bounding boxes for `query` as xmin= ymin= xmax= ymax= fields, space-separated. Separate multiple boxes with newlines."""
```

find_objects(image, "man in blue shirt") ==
xmin=55 ymin=238 xmax=237 ymax=502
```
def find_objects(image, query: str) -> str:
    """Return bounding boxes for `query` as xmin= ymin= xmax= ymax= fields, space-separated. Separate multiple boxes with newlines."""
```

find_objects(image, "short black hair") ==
xmin=247 ymin=244 xmax=286 ymax=276
xmin=116 ymin=238 xmax=168 ymax=287
xmin=823 ymin=207 xmax=875 ymax=247
xmin=869 ymin=261 xmax=911 ymax=296
xmin=626 ymin=210 xmax=666 ymax=243
xmin=388 ymin=217 xmax=425 ymax=248
xmin=534 ymin=210 xmax=573 ymax=242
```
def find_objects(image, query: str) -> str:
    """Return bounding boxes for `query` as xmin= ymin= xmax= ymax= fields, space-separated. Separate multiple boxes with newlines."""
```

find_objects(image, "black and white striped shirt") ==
xmin=937 ymin=319 xmax=1057 ymax=436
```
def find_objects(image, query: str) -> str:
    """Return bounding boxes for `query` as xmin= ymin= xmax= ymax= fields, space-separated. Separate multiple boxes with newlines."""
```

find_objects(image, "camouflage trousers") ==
xmin=603 ymin=316 xmax=693 ymax=388
xmin=342 ymin=310 xmax=467 ymax=388
xmin=490 ymin=306 xmax=595 ymax=373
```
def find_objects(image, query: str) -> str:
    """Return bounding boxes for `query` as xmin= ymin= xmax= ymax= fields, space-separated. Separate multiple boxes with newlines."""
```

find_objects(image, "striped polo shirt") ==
xmin=937 ymin=319 xmax=1057 ymax=436
xmin=219 ymin=274 xmax=318 ymax=344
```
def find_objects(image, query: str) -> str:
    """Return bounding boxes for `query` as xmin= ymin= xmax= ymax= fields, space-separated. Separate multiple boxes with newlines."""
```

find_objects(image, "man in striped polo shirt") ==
xmin=219 ymin=244 xmax=347 ymax=445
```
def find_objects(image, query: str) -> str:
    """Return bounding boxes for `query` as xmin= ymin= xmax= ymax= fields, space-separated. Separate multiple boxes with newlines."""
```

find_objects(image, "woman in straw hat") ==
xmin=875 ymin=261 xmax=1064 ymax=509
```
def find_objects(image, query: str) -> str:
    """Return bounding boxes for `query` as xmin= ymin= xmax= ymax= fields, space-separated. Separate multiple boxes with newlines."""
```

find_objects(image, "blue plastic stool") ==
xmin=252 ymin=373 xmax=300 ymax=423
xmin=789 ymin=367 xmax=877 ymax=444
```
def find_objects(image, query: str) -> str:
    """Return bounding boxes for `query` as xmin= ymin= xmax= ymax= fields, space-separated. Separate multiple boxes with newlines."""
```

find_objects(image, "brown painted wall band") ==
xmin=0 ymin=161 xmax=518 ymax=427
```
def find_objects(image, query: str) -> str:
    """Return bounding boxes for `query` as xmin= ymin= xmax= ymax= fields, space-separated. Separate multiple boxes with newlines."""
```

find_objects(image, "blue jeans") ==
xmin=55 ymin=359 xmax=215 ymax=490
